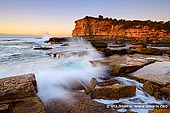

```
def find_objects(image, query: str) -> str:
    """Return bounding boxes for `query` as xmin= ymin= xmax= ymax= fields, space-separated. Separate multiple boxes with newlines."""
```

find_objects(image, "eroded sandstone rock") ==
xmin=91 ymin=85 xmax=136 ymax=100
xmin=84 ymin=78 xmax=97 ymax=94
xmin=0 ymin=74 xmax=37 ymax=103
xmin=91 ymin=41 xmax=108 ymax=48
xmin=45 ymin=92 xmax=117 ymax=113
xmin=0 ymin=74 xmax=46 ymax=113
xmin=97 ymin=78 xmax=120 ymax=87
xmin=72 ymin=16 xmax=170 ymax=39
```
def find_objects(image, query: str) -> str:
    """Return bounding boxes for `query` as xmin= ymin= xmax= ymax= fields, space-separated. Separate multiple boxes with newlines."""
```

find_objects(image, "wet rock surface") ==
xmin=90 ymin=41 xmax=108 ymax=48
xmin=45 ymin=37 xmax=70 ymax=44
xmin=33 ymin=46 xmax=52 ymax=50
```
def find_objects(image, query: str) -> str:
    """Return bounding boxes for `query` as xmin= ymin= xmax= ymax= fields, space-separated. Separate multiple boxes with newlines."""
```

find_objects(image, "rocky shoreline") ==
xmin=1 ymin=37 xmax=170 ymax=113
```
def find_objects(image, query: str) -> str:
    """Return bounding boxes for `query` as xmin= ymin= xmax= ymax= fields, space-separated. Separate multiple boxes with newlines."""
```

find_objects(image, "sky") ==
xmin=0 ymin=0 xmax=170 ymax=36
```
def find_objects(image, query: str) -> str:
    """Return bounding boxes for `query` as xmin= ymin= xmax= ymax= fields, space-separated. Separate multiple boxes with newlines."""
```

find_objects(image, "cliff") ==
xmin=72 ymin=16 xmax=170 ymax=39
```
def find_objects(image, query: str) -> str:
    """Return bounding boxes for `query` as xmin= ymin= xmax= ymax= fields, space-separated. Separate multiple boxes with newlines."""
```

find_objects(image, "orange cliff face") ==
xmin=72 ymin=16 xmax=170 ymax=39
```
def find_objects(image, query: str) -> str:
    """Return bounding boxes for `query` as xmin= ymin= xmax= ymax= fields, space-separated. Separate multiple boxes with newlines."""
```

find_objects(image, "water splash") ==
xmin=0 ymin=36 xmax=108 ymax=102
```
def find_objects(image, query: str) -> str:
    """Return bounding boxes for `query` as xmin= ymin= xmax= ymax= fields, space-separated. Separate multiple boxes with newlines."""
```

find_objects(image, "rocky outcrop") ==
xmin=0 ymin=74 xmax=46 ymax=113
xmin=72 ymin=16 xmax=170 ymax=39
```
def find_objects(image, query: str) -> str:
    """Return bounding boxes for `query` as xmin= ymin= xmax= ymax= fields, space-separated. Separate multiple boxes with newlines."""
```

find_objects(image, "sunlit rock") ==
xmin=72 ymin=16 xmax=170 ymax=39
xmin=91 ymin=85 xmax=136 ymax=100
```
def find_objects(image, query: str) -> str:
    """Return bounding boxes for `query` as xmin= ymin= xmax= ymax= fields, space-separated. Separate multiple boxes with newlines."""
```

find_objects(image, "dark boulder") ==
xmin=46 ymin=37 xmax=69 ymax=44
xmin=90 ymin=41 xmax=108 ymax=48
xmin=135 ymin=47 xmax=162 ymax=55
